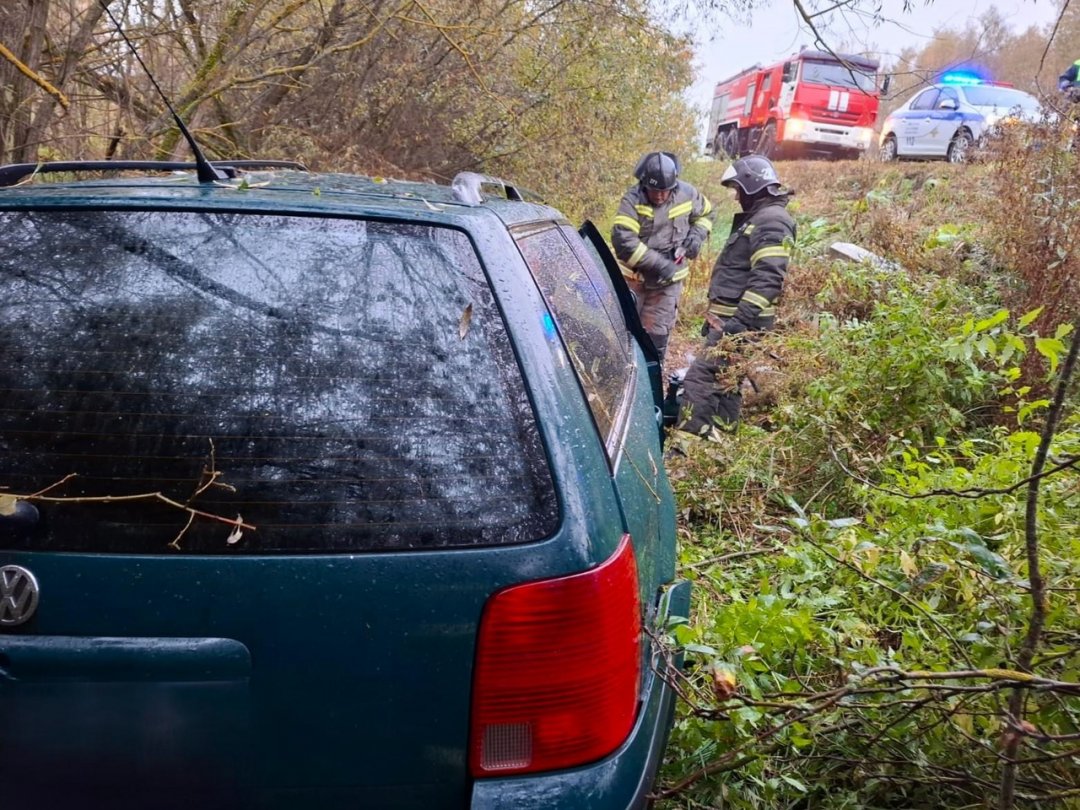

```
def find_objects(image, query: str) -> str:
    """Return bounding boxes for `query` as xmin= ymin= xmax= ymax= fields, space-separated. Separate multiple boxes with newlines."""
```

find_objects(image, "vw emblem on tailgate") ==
xmin=0 ymin=565 xmax=40 ymax=626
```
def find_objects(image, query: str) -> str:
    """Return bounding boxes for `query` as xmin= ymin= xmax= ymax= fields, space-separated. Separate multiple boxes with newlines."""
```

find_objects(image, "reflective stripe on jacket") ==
xmin=707 ymin=195 xmax=796 ymax=330
xmin=611 ymin=180 xmax=714 ymax=286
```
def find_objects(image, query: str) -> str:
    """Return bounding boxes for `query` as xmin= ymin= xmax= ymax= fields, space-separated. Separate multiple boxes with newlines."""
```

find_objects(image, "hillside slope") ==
xmin=657 ymin=148 xmax=1080 ymax=809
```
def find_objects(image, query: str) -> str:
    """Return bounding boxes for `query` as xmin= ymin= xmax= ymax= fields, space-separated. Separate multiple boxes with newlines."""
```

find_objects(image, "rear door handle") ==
xmin=0 ymin=636 xmax=251 ymax=681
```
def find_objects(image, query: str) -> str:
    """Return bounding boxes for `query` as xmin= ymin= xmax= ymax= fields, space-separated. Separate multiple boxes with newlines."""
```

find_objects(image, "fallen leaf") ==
xmin=459 ymin=303 xmax=473 ymax=340
xmin=712 ymin=664 xmax=738 ymax=700
xmin=0 ymin=494 xmax=18 ymax=516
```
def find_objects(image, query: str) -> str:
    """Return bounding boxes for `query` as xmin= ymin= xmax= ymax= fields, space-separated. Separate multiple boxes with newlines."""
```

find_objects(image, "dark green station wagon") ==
xmin=0 ymin=161 xmax=688 ymax=809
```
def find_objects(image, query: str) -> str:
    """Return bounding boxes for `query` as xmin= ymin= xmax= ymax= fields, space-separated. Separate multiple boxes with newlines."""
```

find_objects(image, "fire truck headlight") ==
xmin=786 ymin=118 xmax=805 ymax=138
xmin=855 ymin=127 xmax=874 ymax=146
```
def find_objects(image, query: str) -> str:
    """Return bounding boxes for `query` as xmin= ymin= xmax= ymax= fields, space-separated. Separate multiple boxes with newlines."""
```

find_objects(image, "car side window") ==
xmin=517 ymin=226 xmax=633 ymax=445
xmin=911 ymin=89 xmax=940 ymax=111
xmin=938 ymin=87 xmax=959 ymax=106
xmin=558 ymin=225 xmax=631 ymax=350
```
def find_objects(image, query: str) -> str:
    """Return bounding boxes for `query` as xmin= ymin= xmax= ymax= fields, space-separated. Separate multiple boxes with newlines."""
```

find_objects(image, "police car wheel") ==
xmin=879 ymin=135 xmax=898 ymax=162
xmin=947 ymin=130 xmax=973 ymax=163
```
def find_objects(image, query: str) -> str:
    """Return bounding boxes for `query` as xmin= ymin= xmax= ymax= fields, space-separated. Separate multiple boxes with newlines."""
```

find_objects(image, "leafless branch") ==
xmin=0 ymin=39 xmax=70 ymax=108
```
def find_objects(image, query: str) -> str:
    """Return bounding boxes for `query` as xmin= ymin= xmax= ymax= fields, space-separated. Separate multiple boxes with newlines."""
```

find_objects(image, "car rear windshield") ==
xmin=0 ymin=210 xmax=557 ymax=554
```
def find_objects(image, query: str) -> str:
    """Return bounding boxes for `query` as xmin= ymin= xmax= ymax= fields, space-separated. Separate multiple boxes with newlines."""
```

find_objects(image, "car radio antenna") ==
xmin=97 ymin=0 xmax=228 ymax=183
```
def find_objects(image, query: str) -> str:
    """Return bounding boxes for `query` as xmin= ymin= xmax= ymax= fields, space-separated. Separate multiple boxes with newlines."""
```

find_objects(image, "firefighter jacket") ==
xmin=707 ymin=194 xmax=796 ymax=332
xmin=611 ymin=181 xmax=714 ymax=288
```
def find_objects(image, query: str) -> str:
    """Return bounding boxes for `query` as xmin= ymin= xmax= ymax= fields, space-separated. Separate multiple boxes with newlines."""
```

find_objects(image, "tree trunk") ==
xmin=7 ymin=0 xmax=51 ymax=163
xmin=20 ymin=1 xmax=105 ymax=161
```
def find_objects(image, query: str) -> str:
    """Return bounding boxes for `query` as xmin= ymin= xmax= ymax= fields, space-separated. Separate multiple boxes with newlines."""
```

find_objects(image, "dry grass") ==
xmin=670 ymin=158 xmax=983 ymax=373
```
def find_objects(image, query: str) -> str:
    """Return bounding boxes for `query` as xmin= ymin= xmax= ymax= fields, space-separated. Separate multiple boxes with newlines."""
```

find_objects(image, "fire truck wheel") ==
xmin=947 ymin=129 xmax=973 ymax=163
xmin=724 ymin=130 xmax=740 ymax=158
xmin=755 ymin=122 xmax=777 ymax=158
xmin=879 ymin=134 xmax=898 ymax=162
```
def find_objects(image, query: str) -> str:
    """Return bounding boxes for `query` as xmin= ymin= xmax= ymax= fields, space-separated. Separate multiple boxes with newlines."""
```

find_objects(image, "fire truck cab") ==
xmin=706 ymin=50 xmax=888 ymax=160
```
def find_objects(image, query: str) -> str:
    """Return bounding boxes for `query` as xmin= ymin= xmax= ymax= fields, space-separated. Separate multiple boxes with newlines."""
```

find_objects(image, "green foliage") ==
xmin=662 ymin=148 xmax=1080 ymax=806
xmin=663 ymin=404 xmax=1080 ymax=806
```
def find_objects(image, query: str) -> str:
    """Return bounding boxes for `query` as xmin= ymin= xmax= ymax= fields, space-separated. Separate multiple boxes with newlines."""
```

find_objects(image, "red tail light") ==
xmin=469 ymin=535 xmax=642 ymax=776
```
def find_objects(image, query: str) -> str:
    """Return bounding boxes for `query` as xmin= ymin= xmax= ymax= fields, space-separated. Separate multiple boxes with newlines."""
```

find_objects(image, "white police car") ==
xmin=879 ymin=73 xmax=1042 ymax=163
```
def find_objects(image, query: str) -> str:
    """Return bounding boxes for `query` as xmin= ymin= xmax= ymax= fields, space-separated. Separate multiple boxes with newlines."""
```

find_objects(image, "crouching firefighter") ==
xmin=611 ymin=151 xmax=715 ymax=362
xmin=677 ymin=155 xmax=795 ymax=435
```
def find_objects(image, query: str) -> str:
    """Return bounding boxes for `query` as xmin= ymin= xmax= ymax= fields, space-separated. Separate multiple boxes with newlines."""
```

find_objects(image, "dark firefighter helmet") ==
xmin=720 ymin=155 xmax=783 ymax=196
xmin=634 ymin=151 xmax=680 ymax=191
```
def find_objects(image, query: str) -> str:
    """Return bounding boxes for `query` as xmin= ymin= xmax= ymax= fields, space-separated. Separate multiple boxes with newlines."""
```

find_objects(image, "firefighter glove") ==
xmin=650 ymin=259 xmax=689 ymax=289
xmin=682 ymin=230 xmax=705 ymax=260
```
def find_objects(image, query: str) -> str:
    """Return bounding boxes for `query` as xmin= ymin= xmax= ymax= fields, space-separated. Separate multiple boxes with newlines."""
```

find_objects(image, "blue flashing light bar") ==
xmin=939 ymin=71 xmax=984 ymax=85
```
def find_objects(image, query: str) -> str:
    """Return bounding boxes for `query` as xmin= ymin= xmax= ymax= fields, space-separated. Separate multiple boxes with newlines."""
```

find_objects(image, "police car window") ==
xmin=938 ymin=87 xmax=959 ymax=104
xmin=517 ymin=227 xmax=632 ymax=444
xmin=911 ymin=89 xmax=940 ymax=111
xmin=0 ymin=211 xmax=557 ymax=554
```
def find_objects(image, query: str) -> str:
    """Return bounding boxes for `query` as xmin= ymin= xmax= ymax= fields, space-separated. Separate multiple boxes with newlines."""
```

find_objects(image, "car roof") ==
xmin=896 ymin=83 xmax=1039 ymax=107
xmin=0 ymin=167 xmax=566 ymax=229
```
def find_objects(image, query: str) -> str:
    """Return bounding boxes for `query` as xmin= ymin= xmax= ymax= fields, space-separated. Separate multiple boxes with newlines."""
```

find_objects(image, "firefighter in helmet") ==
xmin=611 ymin=151 xmax=715 ymax=362
xmin=677 ymin=154 xmax=795 ymax=435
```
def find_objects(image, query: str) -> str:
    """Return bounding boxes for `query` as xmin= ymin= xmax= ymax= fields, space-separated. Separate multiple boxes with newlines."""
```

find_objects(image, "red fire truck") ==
xmin=705 ymin=49 xmax=889 ymax=160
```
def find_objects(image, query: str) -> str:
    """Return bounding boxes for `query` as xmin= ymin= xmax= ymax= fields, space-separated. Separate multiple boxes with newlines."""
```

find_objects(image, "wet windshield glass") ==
xmin=0 ymin=211 xmax=557 ymax=553
xmin=801 ymin=61 xmax=877 ymax=92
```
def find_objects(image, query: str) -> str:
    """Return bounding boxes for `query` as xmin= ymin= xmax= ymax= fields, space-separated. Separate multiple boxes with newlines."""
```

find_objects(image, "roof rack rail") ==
xmin=0 ymin=159 xmax=308 ymax=188
xmin=450 ymin=171 xmax=544 ymax=206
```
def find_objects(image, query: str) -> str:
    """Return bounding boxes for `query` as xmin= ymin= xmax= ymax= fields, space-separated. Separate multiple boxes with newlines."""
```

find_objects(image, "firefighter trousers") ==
xmin=626 ymin=278 xmax=683 ymax=363
xmin=678 ymin=325 xmax=744 ymax=434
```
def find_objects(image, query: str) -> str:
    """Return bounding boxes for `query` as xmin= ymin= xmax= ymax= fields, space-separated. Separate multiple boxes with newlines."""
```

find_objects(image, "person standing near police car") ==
xmin=1060 ymin=58 xmax=1080 ymax=102
xmin=678 ymin=154 xmax=795 ymax=435
xmin=611 ymin=151 xmax=715 ymax=362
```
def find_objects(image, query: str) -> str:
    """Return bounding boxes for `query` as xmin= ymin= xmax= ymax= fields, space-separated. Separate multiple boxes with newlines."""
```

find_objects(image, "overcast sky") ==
xmin=686 ymin=0 xmax=1062 ymax=139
